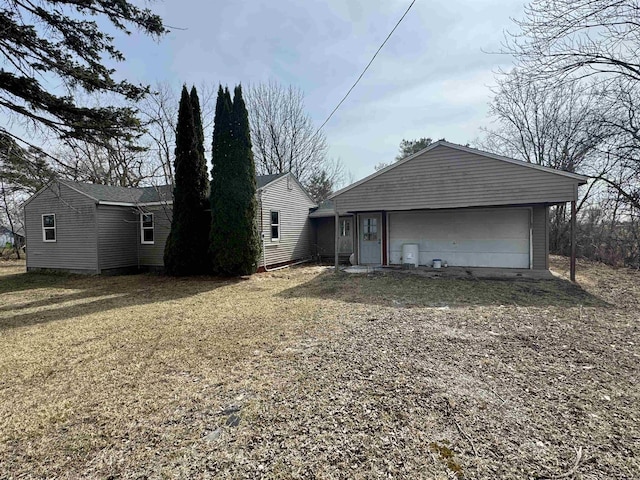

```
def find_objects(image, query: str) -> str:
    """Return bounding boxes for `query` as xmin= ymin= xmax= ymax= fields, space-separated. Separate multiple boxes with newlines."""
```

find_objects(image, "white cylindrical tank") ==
xmin=402 ymin=243 xmax=419 ymax=267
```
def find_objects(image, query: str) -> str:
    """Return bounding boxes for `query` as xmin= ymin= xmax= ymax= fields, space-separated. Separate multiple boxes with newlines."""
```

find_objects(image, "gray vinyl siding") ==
xmin=334 ymin=145 xmax=580 ymax=212
xmin=97 ymin=205 xmax=138 ymax=271
xmin=138 ymin=205 xmax=172 ymax=267
xmin=258 ymin=175 xmax=316 ymax=267
xmin=532 ymin=205 xmax=549 ymax=270
xmin=24 ymin=182 xmax=98 ymax=272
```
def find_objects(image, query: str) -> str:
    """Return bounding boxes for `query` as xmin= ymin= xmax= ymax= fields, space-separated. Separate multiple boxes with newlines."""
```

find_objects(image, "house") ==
xmin=23 ymin=141 xmax=588 ymax=278
xmin=23 ymin=173 xmax=315 ymax=274
xmin=309 ymin=141 xmax=588 ymax=279
xmin=0 ymin=225 xmax=24 ymax=248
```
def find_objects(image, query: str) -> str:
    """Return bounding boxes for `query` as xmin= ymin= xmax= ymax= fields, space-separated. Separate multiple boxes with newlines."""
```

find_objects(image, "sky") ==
xmin=113 ymin=0 xmax=527 ymax=181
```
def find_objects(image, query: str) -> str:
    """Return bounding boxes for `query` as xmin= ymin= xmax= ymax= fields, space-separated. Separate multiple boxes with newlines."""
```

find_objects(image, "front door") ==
xmin=360 ymin=214 xmax=381 ymax=264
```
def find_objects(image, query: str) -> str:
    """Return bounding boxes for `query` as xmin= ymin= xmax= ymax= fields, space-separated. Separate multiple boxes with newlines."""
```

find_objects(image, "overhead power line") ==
xmin=315 ymin=0 xmax=417 ymax=134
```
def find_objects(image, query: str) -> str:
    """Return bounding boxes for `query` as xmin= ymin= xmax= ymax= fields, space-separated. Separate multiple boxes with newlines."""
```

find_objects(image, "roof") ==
xmin=308 ymin=200 xmax=338 ymax=218
xmin=330 ymin=140 xmax=589 ymax=200
xmin=61 ymin=181 xmax=173 ymax=205
xmin=57 ymin=173 xmax=291 ymax=206
xmin=256 ymin=173 xmax=286 ymax=189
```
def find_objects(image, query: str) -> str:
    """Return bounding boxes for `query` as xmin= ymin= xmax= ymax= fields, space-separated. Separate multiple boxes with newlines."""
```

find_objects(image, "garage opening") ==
xmin=388 ymin=208 xmax=531 ymax=268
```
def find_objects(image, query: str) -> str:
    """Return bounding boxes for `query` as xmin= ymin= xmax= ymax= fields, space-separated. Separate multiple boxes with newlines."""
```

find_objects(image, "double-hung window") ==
xmin=141 ymin=213 xmax=154 ymax=244
xmin=42 ymin=214 xmax=56 ymax=242
xmin=270 ymin=210 xmax=280 ymax=241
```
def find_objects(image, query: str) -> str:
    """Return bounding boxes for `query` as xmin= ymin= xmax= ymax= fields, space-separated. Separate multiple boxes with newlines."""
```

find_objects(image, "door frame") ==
xmin=357 ymin=212 xmax=383 ymax=265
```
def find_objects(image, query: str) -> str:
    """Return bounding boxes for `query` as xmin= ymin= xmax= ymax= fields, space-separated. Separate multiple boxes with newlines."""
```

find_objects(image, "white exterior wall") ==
xmin=388 ymin=208 xmax=531 ymax=268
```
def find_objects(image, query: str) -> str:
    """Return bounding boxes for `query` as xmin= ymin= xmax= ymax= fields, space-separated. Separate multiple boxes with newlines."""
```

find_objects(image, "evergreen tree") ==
xmin=189 ymin=86 xmax=211 ymax=268
xmin=164 ymin=86 xmax=208 ymax=275
xmin=190 ymin=86 xmax=209 ymax=208
xmin=209 ymin=85 xmax=261 ymax=275
xmin=1 ymin=0 xmax=165 ymax=151
xmin=209 ymin=86 xmax=234 ymax=273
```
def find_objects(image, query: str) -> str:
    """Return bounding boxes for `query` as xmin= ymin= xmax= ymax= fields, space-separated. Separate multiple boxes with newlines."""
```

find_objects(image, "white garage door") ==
xmin=389 ymin=208 xmax=530 ymax=268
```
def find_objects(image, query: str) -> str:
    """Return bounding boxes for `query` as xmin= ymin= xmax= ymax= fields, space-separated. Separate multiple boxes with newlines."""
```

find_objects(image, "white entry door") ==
xmin=360 ymin=214 xmax=381 ymax=264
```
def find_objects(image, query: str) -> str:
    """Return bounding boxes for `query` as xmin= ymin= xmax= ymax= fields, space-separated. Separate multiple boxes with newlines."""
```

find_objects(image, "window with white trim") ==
xmin=42 ymin=214 xmax=56 ymax=242
xmin=141 ymin=213 xmax=154 ymax=244
xmin=270 ymin=210 xmax=280 ymax=241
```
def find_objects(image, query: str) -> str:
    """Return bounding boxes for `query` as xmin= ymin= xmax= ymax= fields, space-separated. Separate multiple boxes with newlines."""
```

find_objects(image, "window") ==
xmin=270 ymin=210 xmax=280 ymax=241
xmin=42 ymin=214 xmax=56 ymax=242
xmin=141 ymin=213 xmax=154 ymax=244
xmin=340 ymin=219 xmax=351 ymax=237
xmin=363 ymin=218 xmax=377 ymax=241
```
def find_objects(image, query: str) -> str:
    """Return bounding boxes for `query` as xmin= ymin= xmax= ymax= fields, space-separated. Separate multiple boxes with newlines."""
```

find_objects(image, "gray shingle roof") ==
xmin=61 ymin=174 xmax=286 ymax=205
xmin=61 ymin=180 xmax=173 ymax=204
xmin=308 ymin=199 xmax=336 ymax=217
xmin=256 ymin=173 xmax=286 ymax=189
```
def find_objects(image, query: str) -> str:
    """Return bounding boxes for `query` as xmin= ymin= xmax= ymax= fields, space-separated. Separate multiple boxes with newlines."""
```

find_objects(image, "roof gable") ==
xmin=331 ymin=141 xmax=588 ymax=201
xmin=260 ymin=172 xmax=316 ymax=205
xmin=331 ymin=142 xmax=587 ymax=212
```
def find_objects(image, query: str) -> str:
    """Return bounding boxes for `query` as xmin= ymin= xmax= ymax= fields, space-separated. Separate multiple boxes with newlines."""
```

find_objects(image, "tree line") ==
xmin=477 ymin=0 xmax=640 ymax=267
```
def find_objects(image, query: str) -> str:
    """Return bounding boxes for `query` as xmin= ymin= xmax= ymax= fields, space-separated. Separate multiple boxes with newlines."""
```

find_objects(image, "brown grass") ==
xmin=0 ymin=257 xmax=638 ymax=478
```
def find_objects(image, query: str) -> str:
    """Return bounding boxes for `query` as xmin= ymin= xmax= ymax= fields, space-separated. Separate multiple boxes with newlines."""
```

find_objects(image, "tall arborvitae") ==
xmin=230 ymin=85 xmax=261 ymax=273
xmin=164 ymin=85 xmax=208 ymax=275
xmin=189 ymin=86 xmax=211 ymax=268
xmin=190 ymin=86 xmax=209 ymax=208
xmin=209 ymin=85 xmax=261 ymax=275
xmin=209 ymin=86 xmax=234 ymax=273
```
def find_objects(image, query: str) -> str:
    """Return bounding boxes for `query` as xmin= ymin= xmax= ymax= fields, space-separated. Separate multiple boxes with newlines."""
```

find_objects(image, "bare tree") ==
xmin=305 ymin=157 xmax=347 ymax=202
xmin=245 ymin=81 xmax=328 ymax=186
xmin=137 ymin=82 xmax=217 ymax=186
xmin=137 ymin=83 xmax=179 ymax=185
xmin=481 ymin=71 xmax=609 ymax=173
xmin=54 ymin=137 xmax=156 ymax=187
xmin=505 ymin=0 xmax=640 ymax=84
xmin=499 ymin=0 xmax=640 ymax=264
xmin=479 ymin=70 xmax=612 ymax=253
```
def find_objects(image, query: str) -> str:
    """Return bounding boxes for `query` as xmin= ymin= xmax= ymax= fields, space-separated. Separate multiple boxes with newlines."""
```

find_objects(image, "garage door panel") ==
xmin=389 ymin=209 xmax=530 ymax=268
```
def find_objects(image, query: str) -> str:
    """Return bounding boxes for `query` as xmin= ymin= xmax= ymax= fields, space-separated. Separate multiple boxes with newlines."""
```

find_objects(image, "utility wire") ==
xmin=315 ymin=0 xmax=417 ymax=134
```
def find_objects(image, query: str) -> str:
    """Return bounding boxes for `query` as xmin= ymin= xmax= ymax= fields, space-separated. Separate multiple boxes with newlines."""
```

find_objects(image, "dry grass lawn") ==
xmin=0 ymin=257 xmax=638 ymax=479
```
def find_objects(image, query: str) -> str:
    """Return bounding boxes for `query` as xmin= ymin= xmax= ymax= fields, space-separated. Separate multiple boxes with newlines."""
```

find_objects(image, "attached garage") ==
xmin=388 ymin=208 xmax=531 ymax=268
xmin=322 ymin=141 xmax=588 ymax=276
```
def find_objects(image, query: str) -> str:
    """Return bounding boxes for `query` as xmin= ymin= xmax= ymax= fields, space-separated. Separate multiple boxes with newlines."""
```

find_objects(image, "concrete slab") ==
xmin=342 ymin=264 xmax=553 ymax=280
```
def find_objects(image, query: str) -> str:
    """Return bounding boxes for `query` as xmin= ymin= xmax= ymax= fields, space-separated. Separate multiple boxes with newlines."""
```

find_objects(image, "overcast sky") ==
xmin=116 ymin=0 xmax=527 ymax=181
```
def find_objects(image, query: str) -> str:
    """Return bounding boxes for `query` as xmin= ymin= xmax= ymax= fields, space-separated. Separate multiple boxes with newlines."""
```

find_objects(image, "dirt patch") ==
xmin=0 ymin=258 xmax=638 ymax=478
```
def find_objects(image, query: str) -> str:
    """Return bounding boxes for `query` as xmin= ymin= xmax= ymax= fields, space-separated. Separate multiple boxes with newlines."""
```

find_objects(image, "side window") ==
xmin=270 ymin=210 xmax=280 ymax=241
xmin=141 ymin=213 xmax=154 ymax=244
xmin=42 ymin=214 xmax=56 ymax=242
